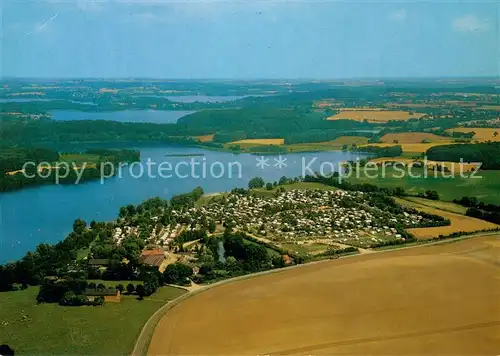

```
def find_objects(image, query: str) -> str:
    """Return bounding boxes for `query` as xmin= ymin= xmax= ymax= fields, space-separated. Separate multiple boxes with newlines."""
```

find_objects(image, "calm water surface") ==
xmin=50 ymin=110 xmax=195 ymax=123
xmin=0 ymin=146 xmax=367 ymax=263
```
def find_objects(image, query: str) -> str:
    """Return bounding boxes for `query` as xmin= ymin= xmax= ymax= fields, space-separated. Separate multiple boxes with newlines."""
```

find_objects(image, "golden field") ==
xmin=230 ymin=138 xmax=285 ymax=145
xmin=380 ymin=132 xmax=452 ymax=144
xmin=327 ymin=109 xmax=425 ymax=123
xmin=395 ymin=198 xmax=498 ymax=239
xmin=446 ymin=127 xmax=500 ymax=142
xmin=147 ymin=235 xmax=500 ymax=355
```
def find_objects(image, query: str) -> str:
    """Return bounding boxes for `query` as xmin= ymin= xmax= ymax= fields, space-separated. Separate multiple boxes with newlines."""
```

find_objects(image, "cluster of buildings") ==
xmin=111 ymin=189 xmax=431 ymax=252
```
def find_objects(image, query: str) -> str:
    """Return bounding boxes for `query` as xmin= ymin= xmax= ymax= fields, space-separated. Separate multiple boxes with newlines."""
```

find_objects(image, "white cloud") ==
xmin=453 ymin=15 xmax=489 ymax=33
xmin=388 ymin=9 xmax=407 ymax=22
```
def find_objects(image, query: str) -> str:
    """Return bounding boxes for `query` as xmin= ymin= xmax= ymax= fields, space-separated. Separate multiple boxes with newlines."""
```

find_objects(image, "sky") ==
xmin=1 ymin=0 xmax=499 ymax=79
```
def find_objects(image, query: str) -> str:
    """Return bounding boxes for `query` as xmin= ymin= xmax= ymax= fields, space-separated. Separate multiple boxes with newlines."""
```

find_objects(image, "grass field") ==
xmin=479 ymin=105 xmax=500 ymax=110
xmin=60 ymin=154 xmax=101 ymax=166
xmin=148 ymin=234 xmax=500 ymax=355
xmin=0 ymin=286 xmax=185 ymax=355
xmin=369 ymin=157 xmax=480 ymax=173
xmin=327 ymin=109 xmax=425 ymax=123
xmin=379 ymin=132 xmax=453 ymax=144
xmin=399 ymin=196 xmax=467 ymax=214
xmin=344 ymin=166 xmax=500 ymax=204
xmin=394 ymin=198 xmax=498 ymax=239
xmin=445 ymin=127 xmax=500 ymax=142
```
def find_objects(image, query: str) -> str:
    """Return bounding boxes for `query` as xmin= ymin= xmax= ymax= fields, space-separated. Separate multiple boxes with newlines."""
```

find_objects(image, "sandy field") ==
xmin=446 ymin=127 xmax=500 ymax=142
xmin=231 ymin=138 xmax=285 ymax=145
xmin=148 ymin=234 xmax=500 ymax=355
xmin=395 ymin=198 xmax=498 ymax=239
xmin=327 ymin=110 xmax=425 ymax=123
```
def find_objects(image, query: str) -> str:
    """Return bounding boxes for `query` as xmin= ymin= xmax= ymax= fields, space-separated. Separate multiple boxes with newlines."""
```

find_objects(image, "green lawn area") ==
xmin=344 ymin=167 xmax=500 ymax=205
xmin=0 ymin=286 xmax=186 ymax=355
xmin=400 ymin=196 xmax=467 ymax=214
xmin=253 ymin=182 xmax=338 ymax=197
xmin=60 ymin=153 xmax=101 ymax=167
xmin=195 ymin=192 xmax=229 ymax=207
xmin=280 ymin=242 xmax=330 ymax=255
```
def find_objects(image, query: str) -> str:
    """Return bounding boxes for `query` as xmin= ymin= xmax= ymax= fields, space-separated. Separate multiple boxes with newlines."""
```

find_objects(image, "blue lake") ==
xmin=50 ymin=110 xmax=196 ymax=124
xmin=0 ymin=146 xmax=367 ymax=263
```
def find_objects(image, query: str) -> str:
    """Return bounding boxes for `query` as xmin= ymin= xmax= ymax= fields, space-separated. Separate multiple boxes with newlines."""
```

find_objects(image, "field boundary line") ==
xmin=131 ymin=231 xmax=498 ymax=356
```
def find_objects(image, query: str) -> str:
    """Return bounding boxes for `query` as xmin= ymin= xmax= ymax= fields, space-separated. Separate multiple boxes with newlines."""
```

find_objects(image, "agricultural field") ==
xmin=399 ymin=196 xmax=467 ymax=214
xmin=368 ymin=157 xmax=481 ymax=174
xmin=479 ymin=105 xmax=500 ymax=110
xmin=327 ymin=109 xmax=425 ymax=123
xmin=379 ymin=132 xmax=453 ymax=144
xmin=286 ymin=136 xmax=370 ymax=152
xmin=394 ymin=198 xmax=498 ymax=239
xmin=230 ymin=138 xmax=285 ymax=146
xmin=0 ymin=286 xmax=185 ymax=355
xmin=148 ymin=234 xmax=500 ymax=355
xmin=445 ymin=127 xmax=500 ymax=142
xmin=344 ymin=167 xmax=500 ymax=204
xmin=359 ymin=142 xmax=455 ymax=153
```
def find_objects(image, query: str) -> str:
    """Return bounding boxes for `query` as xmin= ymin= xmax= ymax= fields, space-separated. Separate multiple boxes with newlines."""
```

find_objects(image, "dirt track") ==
xmin=148 ymin=235 xmax=500 ymax=355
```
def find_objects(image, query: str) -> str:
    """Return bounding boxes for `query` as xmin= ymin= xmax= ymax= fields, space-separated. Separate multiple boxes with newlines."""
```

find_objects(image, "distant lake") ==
xmin=50 ymin=110 xmax=196 ymax=124
xmin=0 ymin=146 xmax=369 ymax=263
xmin=0 ymin=98 xmax=96 ymax=105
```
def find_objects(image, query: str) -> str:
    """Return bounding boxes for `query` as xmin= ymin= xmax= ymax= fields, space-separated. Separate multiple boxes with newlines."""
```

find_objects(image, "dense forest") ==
xmin=0 ymin=148 xmax=139 ymax=192
xmin=426 ymin=142 xmax=500 ymax=169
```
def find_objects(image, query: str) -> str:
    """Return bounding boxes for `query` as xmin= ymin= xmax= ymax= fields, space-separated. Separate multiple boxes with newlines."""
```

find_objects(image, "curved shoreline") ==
xmin=130 ymin=230 xmax=498 ymax=356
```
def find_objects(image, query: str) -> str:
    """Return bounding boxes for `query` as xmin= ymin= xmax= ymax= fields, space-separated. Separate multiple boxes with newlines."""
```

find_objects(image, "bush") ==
xmin=59 ymin=292 xmax=89 ymax=306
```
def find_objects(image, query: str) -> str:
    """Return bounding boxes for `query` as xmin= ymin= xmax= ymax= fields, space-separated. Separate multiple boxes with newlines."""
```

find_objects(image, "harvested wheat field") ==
xmin=446 ymin=127 xmax=500 ymax=142
xmin=327 ymin=109 xmax=425 ymax=123
xmin=395 ymin=198 xmax=498 ymax=239
xmin=380 ymin=132 xmax=452 ymax=144
xmin=231 ymin=138 xmax=285 ymax=145
xmin=147 ymin=235 xmax=500 ymax=355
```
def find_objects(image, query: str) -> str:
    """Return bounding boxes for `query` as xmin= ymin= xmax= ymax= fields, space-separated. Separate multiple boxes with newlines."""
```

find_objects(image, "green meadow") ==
xmin=0 ymin=286 xmax=185 ymax=355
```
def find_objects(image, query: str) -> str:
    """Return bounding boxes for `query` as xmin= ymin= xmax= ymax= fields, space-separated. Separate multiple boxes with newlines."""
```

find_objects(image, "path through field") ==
xmin=147 ymin=234 xmax=500 ymax=355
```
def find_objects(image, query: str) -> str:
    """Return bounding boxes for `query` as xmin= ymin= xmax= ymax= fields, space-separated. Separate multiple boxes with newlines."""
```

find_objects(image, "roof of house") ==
xmin=141 ymin=249 xmax=164 ymax=257
xmin=140 ymin=254 xmax=165 ymax=267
